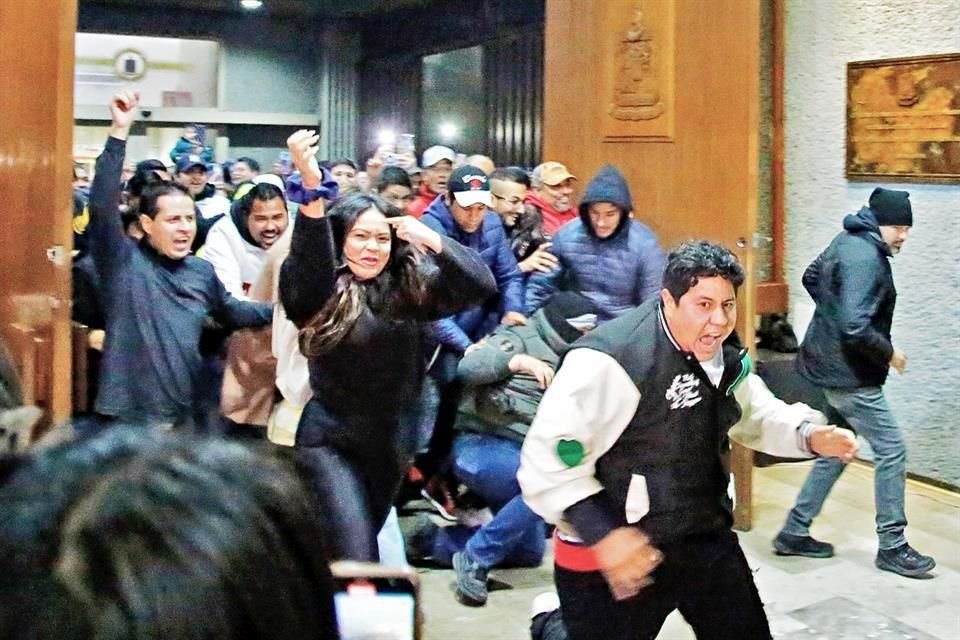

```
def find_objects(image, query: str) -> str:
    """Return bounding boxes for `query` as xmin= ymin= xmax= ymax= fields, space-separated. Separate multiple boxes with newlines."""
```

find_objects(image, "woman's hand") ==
xmin=286 ymin=129 xmax=323 ymax=189
xmin=385 ymin=216 xmax=443 ymax=254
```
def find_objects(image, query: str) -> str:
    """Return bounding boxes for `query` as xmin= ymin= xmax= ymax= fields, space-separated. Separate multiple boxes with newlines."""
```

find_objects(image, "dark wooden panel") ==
xmin=0 ymin=0 xmax=77 ymax=422
xmin=357 ymin=60 xmax=423 ymax=160
xmin=484 ymin=28 xmax=544 ymax=167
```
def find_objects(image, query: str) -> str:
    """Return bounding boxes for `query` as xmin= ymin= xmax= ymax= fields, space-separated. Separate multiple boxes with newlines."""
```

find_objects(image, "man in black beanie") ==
xmin=774 ymin=187 xmax=934 ymax=578
xmin=404 ymin=293 xmax=598 ymax=607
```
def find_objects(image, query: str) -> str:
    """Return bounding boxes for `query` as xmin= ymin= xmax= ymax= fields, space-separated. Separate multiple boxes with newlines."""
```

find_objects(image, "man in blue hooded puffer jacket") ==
xmin=525 ymin=165 xmax=665 ymax=322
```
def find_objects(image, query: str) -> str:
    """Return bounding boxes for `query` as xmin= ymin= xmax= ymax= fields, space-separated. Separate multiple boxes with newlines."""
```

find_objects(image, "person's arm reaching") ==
xmin=730 ymin=373 xmax=858 ymax=461
xmin=88 ymin=91 xmax=140 ymax=283
xmin=388 ymin=215 xmax=497 ymax=322
xmin=277 ymin=129 xmax=338 ymax=327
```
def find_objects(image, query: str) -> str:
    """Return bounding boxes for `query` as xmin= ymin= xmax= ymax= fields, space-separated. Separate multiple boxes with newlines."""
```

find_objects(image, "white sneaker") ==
xmin=530 ymin=591 xmax=561 ymax=619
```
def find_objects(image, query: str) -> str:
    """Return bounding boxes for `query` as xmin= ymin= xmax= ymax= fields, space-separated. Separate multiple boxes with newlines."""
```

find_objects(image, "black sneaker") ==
xmin=773 ymin=532 xmax=835 ymax=558
xmin=401 ymin=514 xmax=439 ymax=564
xmin=453 ymin=550 xmax=489 ymax=606
xmin=875 ymin=543 xmax=936 ymax=578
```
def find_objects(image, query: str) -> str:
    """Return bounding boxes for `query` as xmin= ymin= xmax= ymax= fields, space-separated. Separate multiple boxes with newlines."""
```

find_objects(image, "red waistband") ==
xmin=553 ymin=531 xmax=601 ymax=572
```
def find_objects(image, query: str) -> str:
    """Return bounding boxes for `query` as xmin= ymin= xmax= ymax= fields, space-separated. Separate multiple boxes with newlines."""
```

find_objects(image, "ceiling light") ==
xmin=240 ymin=0 xmax=263 ymax=10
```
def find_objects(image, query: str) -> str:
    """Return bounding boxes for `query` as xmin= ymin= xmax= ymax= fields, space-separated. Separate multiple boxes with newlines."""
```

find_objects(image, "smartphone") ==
xmin=396 ymin=133 xmax=415 ymax=157
xmin=331 ymin=561 xmax=421 ymax=640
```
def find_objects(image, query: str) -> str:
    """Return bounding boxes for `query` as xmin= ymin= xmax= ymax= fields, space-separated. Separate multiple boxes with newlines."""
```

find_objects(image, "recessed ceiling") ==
xmin=79 ymin=0 xmax=434 ymax=19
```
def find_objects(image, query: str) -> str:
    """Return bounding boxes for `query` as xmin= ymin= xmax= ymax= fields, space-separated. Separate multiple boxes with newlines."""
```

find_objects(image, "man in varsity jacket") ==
xmin=519 ymin=241 xmax=858 ymax=640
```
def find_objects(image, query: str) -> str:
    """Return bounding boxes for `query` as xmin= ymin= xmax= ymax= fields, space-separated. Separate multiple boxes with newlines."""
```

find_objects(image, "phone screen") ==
xmin=334 ymin=578 xmax=416 ymax=640
xmin=397 ymin=134 xmax=415 ymax=157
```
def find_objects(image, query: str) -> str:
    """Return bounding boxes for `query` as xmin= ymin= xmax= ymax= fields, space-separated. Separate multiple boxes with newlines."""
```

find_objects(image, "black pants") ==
xmin=297 ymin=443 xmax=404 ymax=562
xmin=553 ymin=530 xmax=771 ymax=640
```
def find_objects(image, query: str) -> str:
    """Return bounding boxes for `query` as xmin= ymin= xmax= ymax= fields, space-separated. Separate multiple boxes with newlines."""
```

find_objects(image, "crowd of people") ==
xmin=0 ymin=88 xmax=933 ymax=640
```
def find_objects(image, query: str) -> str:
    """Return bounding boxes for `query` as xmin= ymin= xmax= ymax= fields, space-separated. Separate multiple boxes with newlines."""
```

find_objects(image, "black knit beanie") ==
xmin=868 ymin=187 xmax=913 ymax=227
xmin=542 ymin=292 xmax=598 ymax=344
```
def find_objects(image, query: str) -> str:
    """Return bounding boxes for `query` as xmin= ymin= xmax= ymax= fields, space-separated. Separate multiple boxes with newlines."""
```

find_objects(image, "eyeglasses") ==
xmin=492 ymin=193 xmax=524 ymax=206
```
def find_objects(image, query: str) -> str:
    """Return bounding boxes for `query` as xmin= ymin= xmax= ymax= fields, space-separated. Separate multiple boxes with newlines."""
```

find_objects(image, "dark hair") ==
xmin=0 ymin=428 xmax=339 ymax=640
xmin=490 ymin=166 xmax=531 ymax=188
xmin=325 ymin=158 xmax=358 ymax=172
xmin=235 ymin=156 xmax=261 ymax=172
xmin=662 ymin=240 xmax=745 ymax=302
xmin=375 ymin=166 xmax=412 ymax=192
xmin=139 ymin=182 xmax=193 ymax=219
xmin=299 ymin=192 xmax=427 ymax=356
xmin=126 ymin=160 xmax=168 ymax=198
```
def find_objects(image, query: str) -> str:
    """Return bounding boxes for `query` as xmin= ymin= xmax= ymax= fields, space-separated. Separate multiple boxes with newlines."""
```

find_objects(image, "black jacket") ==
xmin=797 ymin=207 xmax=897 ymax=389
xmin=279 ymin=214 xmax=496 ymax=457
xmin=561 ymin=301 xmax=749 ymax=545
xmin=88 ymin=138 xmax=272 ymax=424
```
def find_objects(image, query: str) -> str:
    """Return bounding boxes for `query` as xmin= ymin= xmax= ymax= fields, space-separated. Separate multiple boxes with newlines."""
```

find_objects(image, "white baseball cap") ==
xmin=252 ymin=174 xmax=285 ymax=191
xmin=421 ymin=145 xmax=456 ymax=168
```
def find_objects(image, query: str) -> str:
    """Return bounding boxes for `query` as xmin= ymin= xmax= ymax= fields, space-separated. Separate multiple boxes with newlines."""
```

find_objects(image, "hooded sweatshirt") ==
xmin=796 ymin=207 xmax=898 ymax=388
xmin=525 ymin=165 xmax=665 ymax=321
xmin=201 ymin=198 xmax=290 ymax=299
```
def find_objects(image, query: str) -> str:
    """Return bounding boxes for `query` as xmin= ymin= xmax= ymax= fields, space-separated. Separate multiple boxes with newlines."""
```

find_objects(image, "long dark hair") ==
xmin=299 ymin=192 xmax=429 ymax=356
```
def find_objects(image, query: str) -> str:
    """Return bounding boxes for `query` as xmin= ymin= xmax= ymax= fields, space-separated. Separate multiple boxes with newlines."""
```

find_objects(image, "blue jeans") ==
xmin=781 ymin=386 xmax=908 ymax=550
xmin=431 ymin=433 xmax=546 ymax=569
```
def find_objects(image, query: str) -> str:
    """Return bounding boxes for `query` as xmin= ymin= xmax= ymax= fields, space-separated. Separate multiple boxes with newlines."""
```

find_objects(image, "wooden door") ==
xmin=0 ymin=1 xmax=77 ymax=425
xmin=543 ymin=0 xmax=761 ymax=346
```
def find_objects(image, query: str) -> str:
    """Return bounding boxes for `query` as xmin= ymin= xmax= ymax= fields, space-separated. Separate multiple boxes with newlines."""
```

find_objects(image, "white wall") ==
xmin=785 ymin=0 xmax=960 ymax=484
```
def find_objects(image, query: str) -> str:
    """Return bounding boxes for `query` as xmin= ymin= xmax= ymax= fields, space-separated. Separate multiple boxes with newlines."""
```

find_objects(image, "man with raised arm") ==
xmin=87 ymin=91 xmax=271 ymax=430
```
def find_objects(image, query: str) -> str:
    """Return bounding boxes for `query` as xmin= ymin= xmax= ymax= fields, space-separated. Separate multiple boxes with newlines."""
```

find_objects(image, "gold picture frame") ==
xmin=846 ymin=53 xmax=960 ymax=184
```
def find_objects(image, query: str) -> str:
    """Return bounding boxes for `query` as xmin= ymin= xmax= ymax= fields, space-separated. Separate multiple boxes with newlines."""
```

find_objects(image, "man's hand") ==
xmin=809 ymin=425 xmax=858 ymax=462
xmin=501 ymin=311 xmax=527 ymax=327
xmin=286 ymin=129 xmax=324 ymax=189
xmin=385 ymin=215 xmax=442 ymax=254
xmin=592 ymin=527 xmax=663 ymax=601
xmin=890 ymin=349 xmax=907 ymax=375
xmin=508 ymin=354 xmax=555 ymax=389
xmin=87 ymin=329 xmax=106 ymax=352
xmin=395 ymin=152 xmax=416 ymax=170
xmin=108 ymin=90 xmax=140 ymax=140
xmin=518 ymin=243 xmax=559 ymax=274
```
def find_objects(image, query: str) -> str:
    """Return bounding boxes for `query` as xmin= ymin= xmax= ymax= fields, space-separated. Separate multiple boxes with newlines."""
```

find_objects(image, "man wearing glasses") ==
xmin=491 ymin=167 xmax=559 ymax=276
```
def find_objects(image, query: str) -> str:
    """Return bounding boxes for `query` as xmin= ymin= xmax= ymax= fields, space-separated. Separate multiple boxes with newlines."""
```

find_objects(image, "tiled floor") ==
xmin=410 ymin=461 xmax=960 ymax=639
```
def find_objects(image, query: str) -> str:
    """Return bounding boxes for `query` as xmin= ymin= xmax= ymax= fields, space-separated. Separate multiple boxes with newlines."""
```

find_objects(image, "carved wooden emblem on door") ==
xmin=601 ymin=0 xmax=675 ymax=142
xmin=610 ymin=9 xmax=664 ymax=121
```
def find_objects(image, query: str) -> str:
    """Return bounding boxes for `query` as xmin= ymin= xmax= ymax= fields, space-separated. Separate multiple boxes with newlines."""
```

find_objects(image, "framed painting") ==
xmin=846 ymin=53 xmax=960 ymax=183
